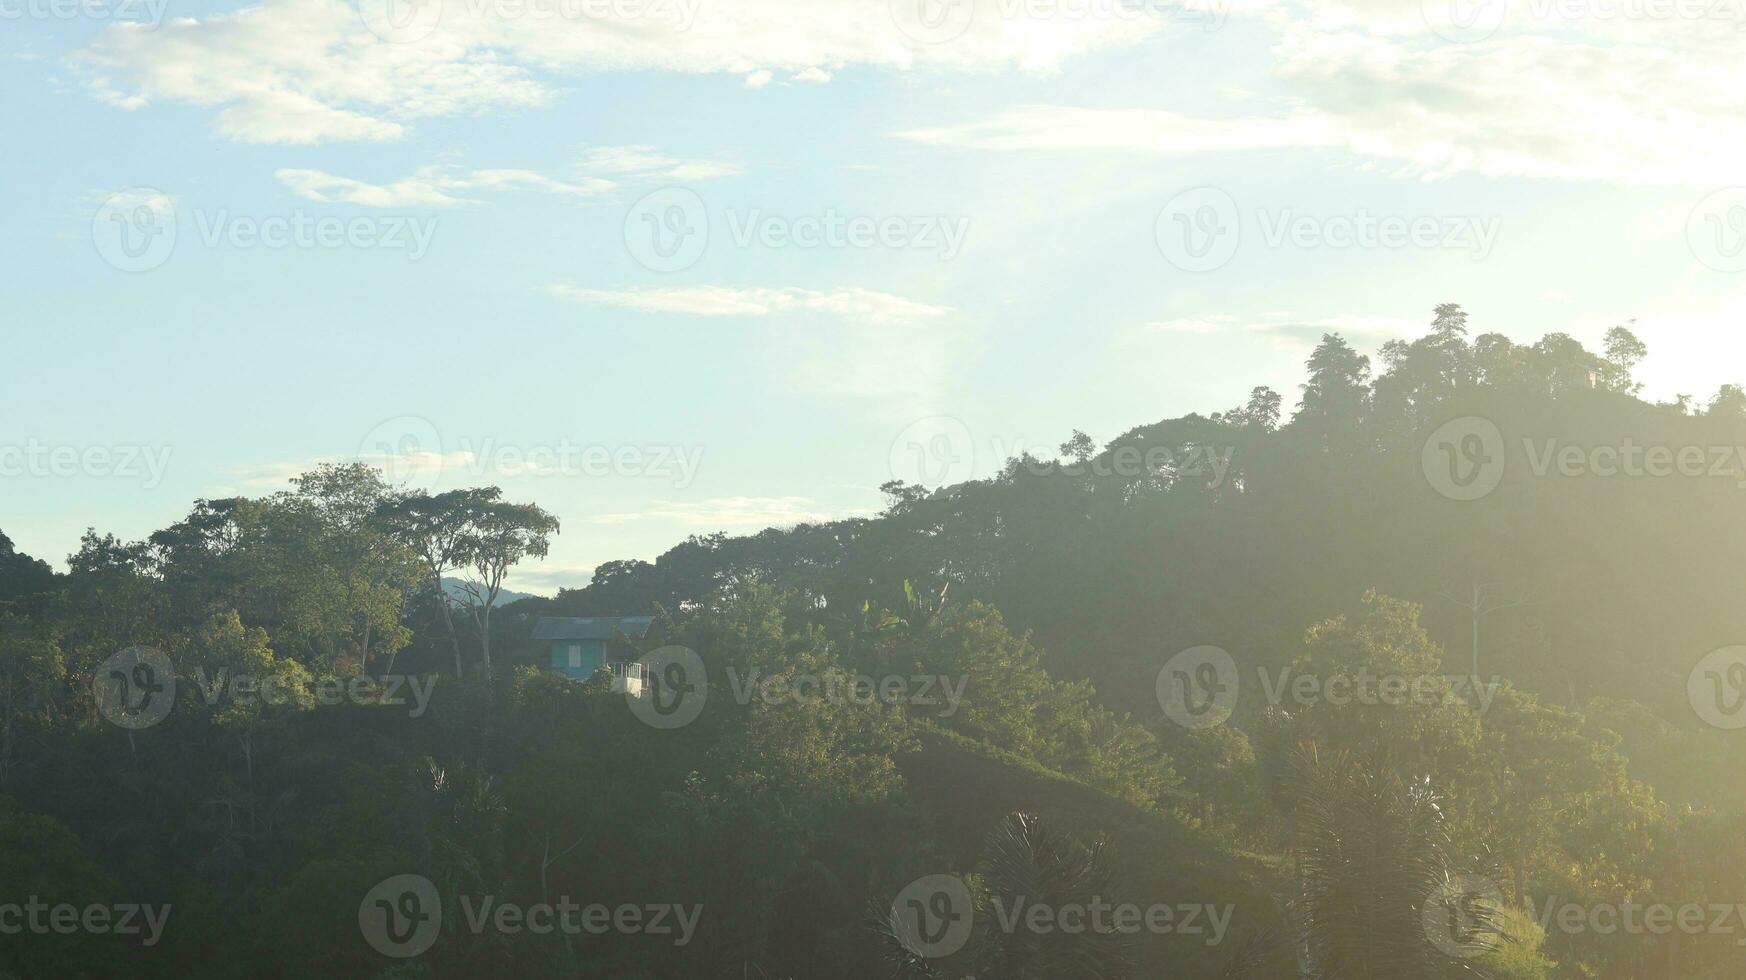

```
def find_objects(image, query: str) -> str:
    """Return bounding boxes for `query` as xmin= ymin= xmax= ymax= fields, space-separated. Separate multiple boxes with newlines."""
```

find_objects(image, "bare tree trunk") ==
xmin=479 ymin=603 xmax=493 ymax=676
xmin=539 ymin=834 xmax=584 ymax=960
xmin=1471 ymin=583 xmax=1481 ymax=677
xmin=433 ymin=571 xmax=464 ymax=677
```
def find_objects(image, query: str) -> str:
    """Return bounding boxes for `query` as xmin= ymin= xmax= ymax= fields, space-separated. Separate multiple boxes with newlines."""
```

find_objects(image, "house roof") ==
xmin=531 ymin=616 xmax=656 ymax=641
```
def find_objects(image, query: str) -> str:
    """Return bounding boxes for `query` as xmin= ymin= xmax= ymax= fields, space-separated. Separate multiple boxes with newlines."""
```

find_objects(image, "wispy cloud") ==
xmin=577 ymin=145 xmax=743 ymax=183
xmin=275 ymin=167 xmax=612 ymax=207
xmin=890 ymin=2 xmax=1746 ymax=186
xmin=78 ymin=0 xmax=1164 ymax=144
xmin=276 ymin=146 xmax=736 ymax=208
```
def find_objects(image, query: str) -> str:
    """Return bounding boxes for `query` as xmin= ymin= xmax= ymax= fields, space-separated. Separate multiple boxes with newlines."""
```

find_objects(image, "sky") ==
xmin=5 ymin=0 xmax=1746 ymax=593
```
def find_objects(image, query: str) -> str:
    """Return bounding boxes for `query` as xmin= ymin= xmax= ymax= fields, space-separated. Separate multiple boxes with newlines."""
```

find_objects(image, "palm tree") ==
xmin=1290 ymin=745 xmax=1498 ymax=979
xmin=971 ymin=812 xmax=1131 ymax=979
xmin=876 ymin=811 xmax=1131 ymax=979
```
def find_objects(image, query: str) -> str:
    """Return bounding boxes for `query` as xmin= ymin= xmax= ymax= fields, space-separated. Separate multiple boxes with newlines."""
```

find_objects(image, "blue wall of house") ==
xmin=551 ymin=639 xmax=607 ymax=680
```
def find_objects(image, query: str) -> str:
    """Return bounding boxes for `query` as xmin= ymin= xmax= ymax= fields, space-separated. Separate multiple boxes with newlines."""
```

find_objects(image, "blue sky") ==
xmin=5 ymin=0 xmax=1746 ymax=591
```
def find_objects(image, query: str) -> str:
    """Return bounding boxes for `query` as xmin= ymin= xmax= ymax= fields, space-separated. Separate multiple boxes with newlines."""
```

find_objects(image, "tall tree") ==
xmin=1600 ymin=323 xmax=1648 ymax=394
xmin=284 ymin=465 xmax=417 ymax=672
xmin=0 ymin=532 xmax=55 ymax=602
xmin=1707 ymin=383 xmax=1746 ymax=418
xmin=1292 ymin=746 xmax=1496 ymax=978
xmin=375 ymin=487 xmax=500 ymax=677
xmin=1292 ymin=333 xmax=1372 ymax=444
xmin=454 ymin=499 xmax=559 ymax=676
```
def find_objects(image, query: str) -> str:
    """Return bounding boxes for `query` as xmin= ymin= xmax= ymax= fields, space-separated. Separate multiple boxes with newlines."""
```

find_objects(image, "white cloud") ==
xmin=274 ymin=146 xmax=735 ymax=207
xmin=1265 ymin=3 xmax=1746 ymax=185
xmin=276 ymin=169 xmax=467 ymax=208
xmin=464 ymin=169 xmax=618 ymax=196
xmin=79 ymin=3 xmax=548 ymax=144
xmin=79 ymin=0 xmax=1170 ymax=144
xmin=549 ymin=285 xmax=950 ymax=323
xmin=87 ymin=187 xmax=176 ymax=219
xmin=74 ymin=0 xmax=1746 ymax=178
xmin=217 ymin=90 xmax=409 ymax=144
xmin=577 ymin=145 xmax=743 ymax=182
xmin=892 ymin=1 xmax=1746 ymax=186
xmin=275 ymin=166 xmax=614 ymax=207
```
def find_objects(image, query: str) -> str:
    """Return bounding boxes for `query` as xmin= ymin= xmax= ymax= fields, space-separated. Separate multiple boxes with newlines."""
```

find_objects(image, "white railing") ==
xmin=606 ymin=660 xmax=648 ymax=696
xmin=608 ymin=661 xmax=649 ymax=683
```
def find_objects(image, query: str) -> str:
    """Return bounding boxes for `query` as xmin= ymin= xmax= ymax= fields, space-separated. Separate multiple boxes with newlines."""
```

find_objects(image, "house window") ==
xmin=568 ymin=645 xmax=583 ymax=669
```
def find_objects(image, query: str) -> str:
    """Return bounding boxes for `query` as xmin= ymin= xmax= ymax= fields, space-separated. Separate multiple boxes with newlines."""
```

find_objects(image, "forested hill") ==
xmin=533 ymin=307 xmax=1746 ymax=758
xmin=7 ymin=305 xmax=1746 ymax=977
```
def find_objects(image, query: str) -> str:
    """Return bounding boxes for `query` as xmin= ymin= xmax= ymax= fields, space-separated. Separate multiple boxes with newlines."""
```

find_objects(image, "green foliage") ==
xmin=8 ymin=307 xmax=1746 ymax=977
xmin=0 ymin=531 xmax=56 ymax=602
xmin=0 ymin=797 xmax=129 ymax=978
xmin=1477 ymin=903 xmax=1557 ymax=980
xmin=1291 ymin=747 xmax=1495 ymax=979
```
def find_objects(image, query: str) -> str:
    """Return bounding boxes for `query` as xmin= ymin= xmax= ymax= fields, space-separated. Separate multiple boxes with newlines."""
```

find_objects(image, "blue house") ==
xmin=532 ymin=616 xmax=655 ymax=688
